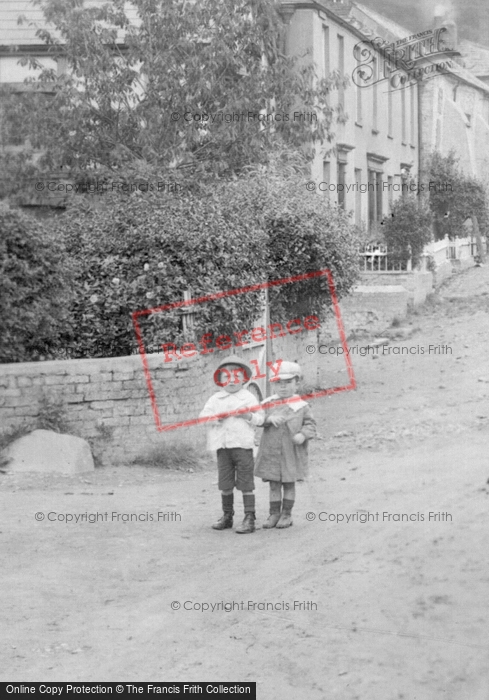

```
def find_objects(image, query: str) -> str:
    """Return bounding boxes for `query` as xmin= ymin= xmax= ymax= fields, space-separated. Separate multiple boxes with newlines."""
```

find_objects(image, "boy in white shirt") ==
xmin=199 ymin=355 xmax=264 ymax=534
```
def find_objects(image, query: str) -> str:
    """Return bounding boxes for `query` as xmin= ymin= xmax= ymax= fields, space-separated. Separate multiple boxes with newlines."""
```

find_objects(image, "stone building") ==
xmin=2 ymin=0 xmax=489 ymax=229
xmin=281 ymin=0 xmax=419 ymax=231
xmin=332 ymin=1 xmax=489 ymax=190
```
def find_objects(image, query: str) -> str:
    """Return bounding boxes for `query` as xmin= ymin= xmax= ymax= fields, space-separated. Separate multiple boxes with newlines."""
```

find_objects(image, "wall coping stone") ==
xmin=0 ymin=352 xmax=200 ymax=377
xmin=352 ymin=285 xmax=409 ymax=294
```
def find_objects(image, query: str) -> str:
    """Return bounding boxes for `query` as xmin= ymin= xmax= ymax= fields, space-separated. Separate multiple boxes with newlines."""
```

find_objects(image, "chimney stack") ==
xmin=434 ymin=4 xmax=457 ymax=53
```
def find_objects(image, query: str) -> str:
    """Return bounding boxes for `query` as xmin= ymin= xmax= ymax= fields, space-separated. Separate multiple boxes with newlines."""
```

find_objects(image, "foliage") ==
xmin=134 ymin=440 xmax=209 ymax=470
xmin=1 ymin=163 xmax=361 ymax=362
xmin=0 ymin=203 xmax=71 ymax=362
xmin=382 ymin=195 xmax=433 ymax=269
xmin=51 ymin=184 xmax=267 ymax=357
xmin=230 ymin=171 xmax=360 ymax=321
xmin=40 ymin=170 xmax=361 ymax=358
xmin=36 ymin=393 xmax=70 ymax=432
xmin=427 ymin=151 xmax=489 ymax=239
xmin=1 ymin=0 xmax=347 ymax=192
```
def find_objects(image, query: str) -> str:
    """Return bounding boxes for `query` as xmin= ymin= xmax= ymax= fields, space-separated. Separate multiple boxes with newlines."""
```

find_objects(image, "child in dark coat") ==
xmin=255 ymin=361 xmax=316 ymax=528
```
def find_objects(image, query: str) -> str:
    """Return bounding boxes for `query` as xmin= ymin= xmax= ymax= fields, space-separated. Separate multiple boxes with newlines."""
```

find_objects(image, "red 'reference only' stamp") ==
xmin=132 ymin=269 xmax=356 ymax=431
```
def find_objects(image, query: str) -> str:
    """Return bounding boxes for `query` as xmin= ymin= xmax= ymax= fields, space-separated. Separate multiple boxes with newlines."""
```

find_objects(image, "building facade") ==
xmin=1 ymin=0 xmax=489 ymax=232
xmin=342 ymin=2 xmax=489 ymax=190
xmin=281 ymin=0 xmax=419 ymax=232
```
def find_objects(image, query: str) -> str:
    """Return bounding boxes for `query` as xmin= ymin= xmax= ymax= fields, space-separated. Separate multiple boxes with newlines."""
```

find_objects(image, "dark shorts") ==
xmin=217 ymin=448 xmax=255 ymax=492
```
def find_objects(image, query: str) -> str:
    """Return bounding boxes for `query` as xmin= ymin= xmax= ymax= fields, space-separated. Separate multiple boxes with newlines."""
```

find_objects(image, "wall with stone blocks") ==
xmin=432 ymin=260 xmax=454 ymax=286
xmin=323 ymin=286 xmax=409 ymax=339
xmin=2 ymin=281 xmax=441 ymax=463
xmin=270 ymin=327 xmax=321 ymax=389
xmin=0 ymin=353 xmax=211 ymax=463
xmin=358 ymin=272 xmax=434 ymax=306
xmin=0 ymin=331 xmax=321 ymax=463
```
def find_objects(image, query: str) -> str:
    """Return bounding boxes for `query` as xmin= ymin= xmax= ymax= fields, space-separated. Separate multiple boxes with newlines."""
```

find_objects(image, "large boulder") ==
xmin=2 ymin=429 xmax=94 ymax=474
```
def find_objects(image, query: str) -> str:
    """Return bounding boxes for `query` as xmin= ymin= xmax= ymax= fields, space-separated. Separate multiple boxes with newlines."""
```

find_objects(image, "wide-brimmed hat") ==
xmin=269 ymin=360 xmax=302 ymax=382
xmin=216 ymin=354 xmax=252 ymax=378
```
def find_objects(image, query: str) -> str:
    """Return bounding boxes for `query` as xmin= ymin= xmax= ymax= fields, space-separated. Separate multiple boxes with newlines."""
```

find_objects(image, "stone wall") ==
xmin=358 ymin=271 xmax=434 ymax=306
xmin=0 ymin=353 xmax=210 ymax=463
xmin=1 ymin=272 xmax=454 ymax=464
xmin=270 ymin=326 xmax=321 ymax=389
xmin=0 ymin=329 xmax=321 ymax=463
xmin=334 ymin=286 xmax=409 ymax=334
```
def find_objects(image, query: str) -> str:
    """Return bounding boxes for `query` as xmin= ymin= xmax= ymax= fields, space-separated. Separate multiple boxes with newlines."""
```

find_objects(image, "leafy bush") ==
xmin=0 ymin=204 xmax=70 ymax=362
xmin=231 ymin=173 xmax=360 ymax=320
xmin=382 ymin=196 xmax=433 ymax=269
xmin=1 ymin=164 xmax=361 ymax=361
xmin=428 ymin=151 xmax=489 ymax=239
xmin=44 ymin=171 xmax=360 ymax=358
xmin=51 ymin=183 xmax=267 ymax=358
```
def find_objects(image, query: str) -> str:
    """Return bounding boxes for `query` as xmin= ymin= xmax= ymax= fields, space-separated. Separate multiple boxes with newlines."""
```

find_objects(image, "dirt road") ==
xmin=2 ymin=264 xmax=489 ymax=699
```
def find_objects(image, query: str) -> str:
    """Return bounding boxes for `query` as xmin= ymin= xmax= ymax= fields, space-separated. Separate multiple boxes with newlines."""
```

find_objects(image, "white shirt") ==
xmin=199 ymin=389 xmax=264 ymax=452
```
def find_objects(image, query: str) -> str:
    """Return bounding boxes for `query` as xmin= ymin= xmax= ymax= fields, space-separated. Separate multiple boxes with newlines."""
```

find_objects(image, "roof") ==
xmin=459 ymin=39 xmax=489 ymax=78
xmin=350 ymin=2 xmax=411 ymax=42
xmin=0 ymin=0 xmax=139 ymax=49
xmin=316 ymin=0 xmax=353 ymax=18
xmin=328 ymin=1 xmax=489 ymax=96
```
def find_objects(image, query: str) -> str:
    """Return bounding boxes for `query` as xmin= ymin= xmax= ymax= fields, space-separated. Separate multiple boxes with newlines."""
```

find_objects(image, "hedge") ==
xmin=0 ymin=204 xmax=70 ymax=362
xmin=2 ymin=173 xmax=361 ymax=360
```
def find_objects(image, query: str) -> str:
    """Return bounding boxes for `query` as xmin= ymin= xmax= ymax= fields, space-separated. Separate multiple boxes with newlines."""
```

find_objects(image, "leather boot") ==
xmin=212 ymin=511 xmax=234 ymax=530
xmin=235 ymin=513 xmax=255 ymax=534
xmin=262 ymin=501 xmax=282 ymax=529
xmin=276 ymin=511 xmax=293 ymax=528
xmin=276 ymin=499 xmax=294 ymax=528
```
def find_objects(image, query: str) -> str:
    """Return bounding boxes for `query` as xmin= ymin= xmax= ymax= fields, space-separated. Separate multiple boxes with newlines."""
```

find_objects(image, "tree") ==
xmin=428 ymin=151 xmax=488 ymax=239
xmin=0 ymin=0 xmax=346 ymax=190
xmin=382 ymin=195 xmax=433 ymax=269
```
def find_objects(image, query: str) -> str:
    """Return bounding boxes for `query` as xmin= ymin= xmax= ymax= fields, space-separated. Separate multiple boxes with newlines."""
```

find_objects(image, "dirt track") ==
xmin=2 ymin=264 xmax=489 ymax=699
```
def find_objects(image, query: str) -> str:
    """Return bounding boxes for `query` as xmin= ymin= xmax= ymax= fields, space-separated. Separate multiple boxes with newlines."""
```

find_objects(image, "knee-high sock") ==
xmin=243 ymin=493 xmax=255 ymax=514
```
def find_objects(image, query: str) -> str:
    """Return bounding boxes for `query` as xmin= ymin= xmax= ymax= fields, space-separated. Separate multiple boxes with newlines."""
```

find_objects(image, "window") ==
xmin=388 ymin=78 xmax=393 ymax=137
xmin=337 ymin=161 xmax=346 ymax=209
xmin=57 ymin=57 xmax=68 ymax=77
xmin=356 ymin=60 xmax=362 ymax=123
xmin=387 ymin=175 xmax=393 ymax=207
xmin=401 ymin=87 xmax=406 ymax=142
xmin=368 ymin=169 xmax=383 ymax=228
xmin=410 ymin=85 xmax=415 ymax=144
xmin=323 ymin=160 xmax=330 ymax=197
xmin=337 ymin=35 xmax=345 ymax=109
xmin=323 ymin=26 xmax=330 ymax=80
xmin=355 ymin=168 xmax=362 ymax=226
xmin=401 ymin=168 xmax=411 ymax=199
xmin=372 ymin=58 xmax=378 ymax=132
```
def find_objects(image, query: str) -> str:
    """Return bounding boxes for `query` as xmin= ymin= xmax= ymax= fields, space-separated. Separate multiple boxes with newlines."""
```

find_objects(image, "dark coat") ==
xmin=254 ymin=398 xmax=316 ymax=482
